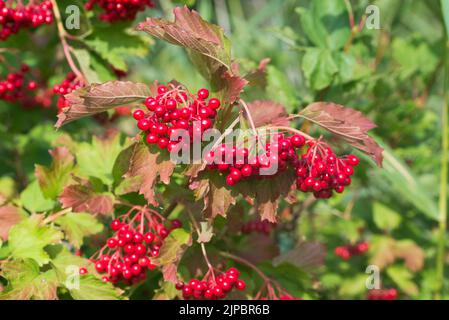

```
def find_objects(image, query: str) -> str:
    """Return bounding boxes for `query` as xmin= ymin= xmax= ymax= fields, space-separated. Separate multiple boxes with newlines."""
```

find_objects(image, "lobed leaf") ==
xmin=35 ymin=147 xmax=75 ymax=200
xmin=136 ymin=6 xmax=231 ymax=71
xmin=0 ymin=204 xmax=22 ymax=241
xmin=245 ymin=99 xmax=290 ymax=128
xmin=0 ymin=259 xmax=58 ymax=300
xmin=273 ymin=241 xmax=326 ymax=271
xmin=298 ymin=102 xmax=383 ymax=166
xmin=8 ymin=216 xmax=63 ymax=266
xmin=121 ymin=141 xmax=176 ymax=206
xmin=55 ymin=81 xmax=151 ymax=128
xmin=59 ymin=179 xmax=114 ymax=216
xmin=152 ymin=229 xmax=192 ymax=284
xmin=55 ymin=212 xmax=104 ymax=249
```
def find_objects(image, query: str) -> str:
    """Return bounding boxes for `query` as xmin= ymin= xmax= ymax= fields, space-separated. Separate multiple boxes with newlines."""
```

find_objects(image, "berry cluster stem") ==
xmin=187 ymin=210 xmax=216 ymax=281
xmin=50 ymin=0 xmax=85 ymax=83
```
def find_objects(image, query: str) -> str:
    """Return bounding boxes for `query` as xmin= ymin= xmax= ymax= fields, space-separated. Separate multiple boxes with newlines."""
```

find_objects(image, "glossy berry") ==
xmin=85 ymin=0 xmax=155 ymax=22
xmin=197 ymin=88 xmax=209 ymax=100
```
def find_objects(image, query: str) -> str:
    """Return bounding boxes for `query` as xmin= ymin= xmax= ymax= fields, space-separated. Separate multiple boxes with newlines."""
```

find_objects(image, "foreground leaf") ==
xmin=56 ymin=81 xmax=151 ymax=127
xmin=121 ymin=142 xmax=176 ymax=206
xmin=298 ymin=102 xmax=383 ymax=166
xmin=59 ymin=180 xmax=115 ymax=216
xmin=76 ymin=131 xmax=127 ymax=185
xmin=35 ymin=147 xmax=75 ymax=200
xmin=8 ymin=216 xmax=63 ymax=266
xmin=69 ymin=275 xmax=124 ymax=300
xmin=191 ymin=172 xmax=237 ymax=220
xmin=245 ymin=100 xmax=290 ymax=128
xmin=0 ymin=259 xmax=58 ymax=300
xmin=0 ymin=204 xmax=22 ymax=241
xmin=55 ymin=212 xmax=104 ymax=249
xmin=152 ymin=229 xmax=192 ymax=284
xmin=137 ymin=6 xmax=231 ymax=72
xmin=20 ymin=180 xmax=56 ymax=213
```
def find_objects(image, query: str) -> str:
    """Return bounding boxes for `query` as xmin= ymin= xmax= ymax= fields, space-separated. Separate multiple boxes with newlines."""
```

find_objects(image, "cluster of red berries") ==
xmin=0 ymin=1 xmax=53 ymax=41
xmin=205 ymin=133 xmax=307 ymax=187
xmin=81 ymin=211 xmax=182 ymax=285
xmin=0 ymin=64 xmax=38 ymax=102
xmin=334 ymin=242 xmax=369 ymax=260
xmin=176 ymin=267 xmax=246 ymax=300
xmin=53 ymin=72 xmax=83 ymax=110
xmin=85 ymin=0 xmax=155 ymax=22
xmin=241 ymin=219 xmax=275 ymax=235
xmin=294 ymin=141 xmax=360 ymax=199
xmin=367 ymin=288 xmax=398 ymax=300
xmin=133 ymin=84 xmax=220 ymax=151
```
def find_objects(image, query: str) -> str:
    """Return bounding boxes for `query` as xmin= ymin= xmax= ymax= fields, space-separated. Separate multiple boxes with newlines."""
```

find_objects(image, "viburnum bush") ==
xmin=0 ymin=1 xmax=447 ymax=302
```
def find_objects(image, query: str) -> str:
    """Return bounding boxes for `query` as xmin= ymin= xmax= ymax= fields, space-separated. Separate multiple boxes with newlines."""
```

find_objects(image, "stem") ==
xmin=269 ymin=125 xmax=314 ymax=141
xmin=219 ymin=251 xmax=270 ymax=283
xmin=239 ymin=99 xmax=258 ymax=136
xmin=436 ymin=37 xmax=449 ymax=299
xmin=51 ymin=0 xmax=85 ymax=82
xmin=42 ymin=208 xmax=72 ymax=225
xmin=187 ymin=210 xmax=216 ymax=281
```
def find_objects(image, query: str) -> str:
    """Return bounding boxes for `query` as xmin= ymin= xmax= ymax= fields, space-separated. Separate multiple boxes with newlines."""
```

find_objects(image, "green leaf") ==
xmin=85 ymin=26 xmax=150 ymax=72
xmin=297 ymin=0 xmax=350 ymax=50
xmin=76 ymin=132 xmax=126 ymax=185
xmin=442 ymin=0 xmax=449 ymax=36
xmin=373 ymin=202 xmax=402 ymax=231
xmin=8 ymin=216 xmax=63 ymax=266
xmin=73 ymin=48 xmax=101 ymax=83
xmin=35 ymin=147 xmax=75 ymax=200
xmin=55 ymin=212 xmax=103 ymax=248
xmin=0 ymin=259 xmax=58 ymax=300
xmin=19 ymin=180 xmax=56 ymax=213
xmin=69 ymin=275 xmax=124 ymax=300
xmin=392 ymin=38 xmax=439 ymax=77
xmin=302 ymin=48 xmax=338 ymax=90
xmin=371 ymin=142 xmax=438 ymax=220
xmin=338 ymin=274 xmax=368 ymax=297
xmin=152 ymin=229 xmax=192 ymax=283
xmin=258 ymin=262 xmax=310 ymax=297
xmin=266 ymin=66 xmax=298 ymax=111
xmin=386 ymin=265 xmax=418 ymax=296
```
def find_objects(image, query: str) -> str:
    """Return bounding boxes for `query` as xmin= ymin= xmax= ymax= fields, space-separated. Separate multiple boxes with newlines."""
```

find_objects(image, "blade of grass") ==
xmin=435 ymin=0 xmax=449 ymax=299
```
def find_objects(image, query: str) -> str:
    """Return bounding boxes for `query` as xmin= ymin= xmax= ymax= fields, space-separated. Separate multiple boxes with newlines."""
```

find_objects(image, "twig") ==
xmin=219 ymin=251 xmax=270 ymax=283
xmin=269 ymin=125 xmax=314 ymax=141
xmin=51 ymin=0 xmax=85 ymax=82
xmin=187 ymin=210 xmax=216 ymax=282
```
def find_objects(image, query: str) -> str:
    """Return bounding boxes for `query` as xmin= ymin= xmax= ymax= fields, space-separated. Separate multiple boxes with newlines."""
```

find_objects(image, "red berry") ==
xmin=235 ymin=279 xmax=246 ymax=291
xmin=197 ymin=88 xmax=209 ymax=100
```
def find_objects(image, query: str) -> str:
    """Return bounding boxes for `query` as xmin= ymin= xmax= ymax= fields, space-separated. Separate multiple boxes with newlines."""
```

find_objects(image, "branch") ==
xmin=51 ymin=0 xmax=85 ymax=83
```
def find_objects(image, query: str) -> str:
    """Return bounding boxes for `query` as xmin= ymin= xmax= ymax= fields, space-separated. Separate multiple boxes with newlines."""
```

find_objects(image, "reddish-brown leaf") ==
xmin=237 ymin=170 xmax=296 ymax=223
xmin=59 ymin=180 xmax=114 ymax=215
xmin=152 ymin=229 xmax=192 ymax=284
xmin=136 ymin=6 xmax=231 ymax=70
xmin=245 ymin=58 xmax=271 ymax=88
xmin=0 ymin=204 xmax=21 ymax=241
xmin=298 ymin=102 xmax=383 ymax=166
xmin=123 ymin=142 xmax=176 ymax=207
xmin=246 ymin=100 xmax=290 ymax=128
xmin=35 ymin=147 xmax=75 ymax=200
xmin=56 ymin=81 xmax=151 ymax=128
xmin=237 ymin=233 xmax=280 ymax=264
xmin=190 ymin=174 xmax=236 ymax=220
xmin=220 ymin=70 xmax=249 ymax=106
xmin=273 ymin=241 xmax=326 ymax=271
